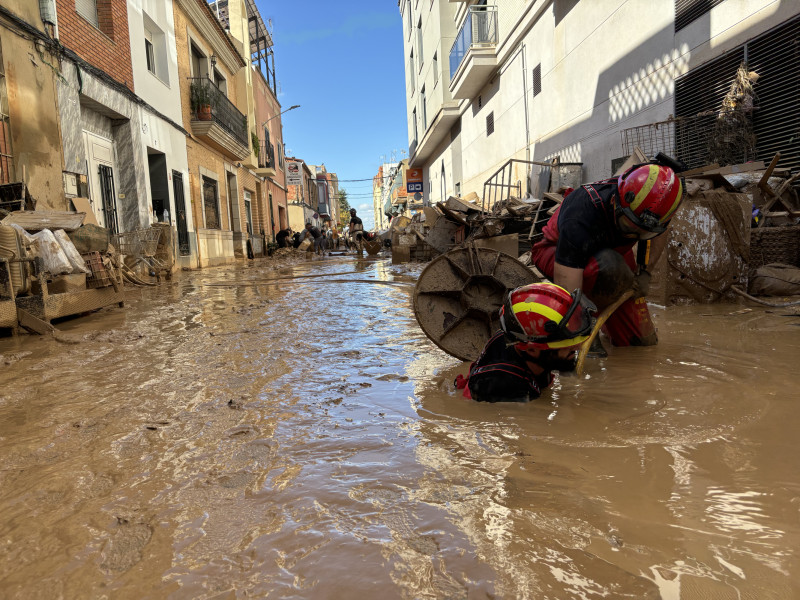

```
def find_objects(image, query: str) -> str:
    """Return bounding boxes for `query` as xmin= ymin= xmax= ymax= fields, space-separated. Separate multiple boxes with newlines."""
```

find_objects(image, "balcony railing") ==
xmin=258 ymin=140 xmax=275 ymax=170
xmin=449 ymin=5 xmax=498 ymax=80
xmin=189 ymin=77 xmax=248 ymax=147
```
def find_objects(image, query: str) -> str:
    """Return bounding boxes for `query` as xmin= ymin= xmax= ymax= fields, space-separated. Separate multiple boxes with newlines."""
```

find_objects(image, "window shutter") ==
xmin=675 ymin=0 xmax=725 ymax=33
xmin=675 ymin=14 xmax=800 ymax=172
xmin=486 ymin=112 xmax=494 ymax=136
xmin=532 ymin=64 xmax=542 ymax=97
xmin=76 ymin=0 xmax=98 ymax=27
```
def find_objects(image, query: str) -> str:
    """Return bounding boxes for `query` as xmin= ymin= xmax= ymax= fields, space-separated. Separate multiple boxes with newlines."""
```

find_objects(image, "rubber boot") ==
xmin=587 ymin=336 xmax=608 ymax=358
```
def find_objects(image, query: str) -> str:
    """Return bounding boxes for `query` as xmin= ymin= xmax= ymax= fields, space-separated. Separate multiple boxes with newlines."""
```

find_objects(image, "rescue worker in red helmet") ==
xmin=455 ymin=283 xmax=596 ymax=403
xmin=530 ymin=162 xmax=683 ymax=350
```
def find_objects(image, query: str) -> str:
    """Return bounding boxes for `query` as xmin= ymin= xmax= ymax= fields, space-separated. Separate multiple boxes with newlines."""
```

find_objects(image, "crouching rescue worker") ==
xmin=531 ymin=162 xmax=683 ymax=351
xmin=455 ymin=283 xmax=596 ymax=403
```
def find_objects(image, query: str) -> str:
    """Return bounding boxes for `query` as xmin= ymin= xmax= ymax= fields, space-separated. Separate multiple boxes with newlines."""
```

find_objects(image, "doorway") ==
xmin=172 ymin=171 xmax=190 ymax=255
xmin=147 ymin=149 xmax=169 ymax=223
xmin=226 ymin=171 xmax=240 ymax=232
xmin=83 ymin=131 xmax=119 ymax=234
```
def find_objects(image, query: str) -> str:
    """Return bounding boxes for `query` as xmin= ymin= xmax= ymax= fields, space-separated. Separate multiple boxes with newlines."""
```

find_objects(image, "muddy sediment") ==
xmin=1 ymin=253 xmax=799 ymax=599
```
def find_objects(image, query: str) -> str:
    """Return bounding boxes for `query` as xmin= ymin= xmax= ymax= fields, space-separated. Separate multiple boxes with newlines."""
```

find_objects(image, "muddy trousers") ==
xmin=531 ymin=241 xmax=658 ymax=346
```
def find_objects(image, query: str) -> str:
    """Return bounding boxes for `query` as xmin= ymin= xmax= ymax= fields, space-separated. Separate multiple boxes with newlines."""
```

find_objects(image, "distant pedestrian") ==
xmin=276 ymin=227 xmax=292 ymax=248
xmin=349 ymin=208 xmax=364 ymax=254
xmin=303 ymin=222 xmax=325 ymax=255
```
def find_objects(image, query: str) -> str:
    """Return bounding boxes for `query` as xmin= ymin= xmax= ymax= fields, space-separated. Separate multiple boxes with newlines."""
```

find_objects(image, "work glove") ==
xmin=632 ymin=269 xmax=652 ymax=298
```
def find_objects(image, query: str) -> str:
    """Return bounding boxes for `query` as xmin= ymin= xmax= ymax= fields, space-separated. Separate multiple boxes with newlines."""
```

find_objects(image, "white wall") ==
xmin=403 ymin=0 xmax=796 ymax=202
xmin=128 ymin=0 xmax=182 ymax=125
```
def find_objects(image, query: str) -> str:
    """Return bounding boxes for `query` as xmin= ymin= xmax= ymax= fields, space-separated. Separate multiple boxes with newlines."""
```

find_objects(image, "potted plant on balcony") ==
xmin=190 ymin=81 xmax=213 ymax=121
xmin=251 ymin=131 xmax=260 ymax=159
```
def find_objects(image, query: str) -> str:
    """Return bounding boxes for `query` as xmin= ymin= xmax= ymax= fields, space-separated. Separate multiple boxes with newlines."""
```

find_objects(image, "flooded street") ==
xmin=1 ymin=254 xmax=799 ymax=599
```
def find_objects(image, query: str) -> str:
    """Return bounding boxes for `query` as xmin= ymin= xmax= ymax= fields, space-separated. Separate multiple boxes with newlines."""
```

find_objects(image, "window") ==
xmin=433 ymin=52 xmax=438 ymax=86
xmin=486 ymin=111 xmax=494 ymax=136
xmin=144 ymin=15 xmax=169 ymax=83
xmin=76 ymin=0 xmax=98 ymax=27
xmin=532 ymin=63 xmax=542 ymax=97
xmin=409 ymin=50 xmax=415 ymax=91
xmin=213 ymin=69 xmax=227 ymax=95
xmin=406 ymin=0 xmax=412 ymax=37
xmin=421 ymin=86 xmax=427 ymax=131
xmin=145 ymin=31 xmax=155 ymax=74
xmin=243 ymin=190 xmax=253 ymax=235
xmin=190 ymin=43 xmax=207 ymax=79
xmin=76 ymin=0 xmax=114 ymax=38
xmin=416 ymin=18 xmax=424 ymax=72
xmin=412 ymin=108 xmax=418 ymax=143
xmin=202 ymin=176 xmax=220 ymax=229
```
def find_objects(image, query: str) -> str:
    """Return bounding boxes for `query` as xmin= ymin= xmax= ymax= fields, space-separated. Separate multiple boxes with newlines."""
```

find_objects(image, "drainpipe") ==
xmin=514 ymin=42 xmax=532 ymax=190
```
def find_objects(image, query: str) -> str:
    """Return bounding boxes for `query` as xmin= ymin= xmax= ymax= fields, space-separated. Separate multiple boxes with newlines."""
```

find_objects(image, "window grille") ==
xmin=674 ymin=13 xmax=800 ymax=172
xmin=675 ymin=0 xmax=725 ymax=33
xmin=532 ymin=64 xmax=542 ymax=97
xmin=486 ymin=111 xmax=494 ymax=136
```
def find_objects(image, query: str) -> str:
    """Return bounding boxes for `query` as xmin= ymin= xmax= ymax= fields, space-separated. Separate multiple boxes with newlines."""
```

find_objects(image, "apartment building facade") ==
xmin=174 ymin=0 xmax=250 ymax=267
xmin=127 ymin=0 xmax=195 ymax=268
xmin=286 ymin=158 xmax=320 ymax=231
xmin=55 ymin=0 xmax=156 ymax=235
xmin=401 ymin=0 xmax=800 ymax=208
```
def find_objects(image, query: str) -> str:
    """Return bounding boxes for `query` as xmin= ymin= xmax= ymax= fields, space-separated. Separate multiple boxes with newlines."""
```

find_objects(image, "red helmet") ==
xmin=499 ymin=283 xmax=596 ymax=351
xmin=616 ymin=164 xmax=683 ymax=237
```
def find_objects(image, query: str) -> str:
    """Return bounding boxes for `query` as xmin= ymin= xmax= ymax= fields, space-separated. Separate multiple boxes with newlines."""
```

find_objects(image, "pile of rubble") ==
xmin=390 ymin=151 xmax=800 ymax=303
xmin=389 ymin=192 xmax=564 ymax=266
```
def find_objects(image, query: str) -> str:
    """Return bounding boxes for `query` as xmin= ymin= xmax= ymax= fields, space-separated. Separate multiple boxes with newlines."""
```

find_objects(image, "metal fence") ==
xmin=450 ymin=5 xmax=498 ymax=80
xmin=620 ymin=109 xmax=757 ymax=170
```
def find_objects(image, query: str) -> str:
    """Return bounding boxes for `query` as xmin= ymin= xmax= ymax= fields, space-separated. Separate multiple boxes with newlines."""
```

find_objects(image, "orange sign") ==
xmin=406 ymin=168 xmax=423 ymax=193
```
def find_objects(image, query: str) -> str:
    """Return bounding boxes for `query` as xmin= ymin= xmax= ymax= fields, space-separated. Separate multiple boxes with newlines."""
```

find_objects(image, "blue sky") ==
xmin=255 ymin=1 xmax=409 ymax=229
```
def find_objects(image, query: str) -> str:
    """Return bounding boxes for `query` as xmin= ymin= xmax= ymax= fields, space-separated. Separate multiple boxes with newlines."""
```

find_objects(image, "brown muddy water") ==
xmin=0 ymin=254 xmax=799 ymax=599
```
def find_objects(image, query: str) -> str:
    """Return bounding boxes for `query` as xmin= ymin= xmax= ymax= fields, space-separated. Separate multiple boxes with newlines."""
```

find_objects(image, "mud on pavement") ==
xmin=1 ymin=254 xmax=799 ymax=599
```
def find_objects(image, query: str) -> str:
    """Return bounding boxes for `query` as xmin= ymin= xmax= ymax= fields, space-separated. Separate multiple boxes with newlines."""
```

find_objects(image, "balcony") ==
xmin=449 ymin=6 xmax=498 ymax=100
xmin=254 ymin=140 xmax=276 ymax=177
xmin=409 ymin=101 xmax=460 ymax=167
xmin=189 ymin=78 xmax=249 ymax=160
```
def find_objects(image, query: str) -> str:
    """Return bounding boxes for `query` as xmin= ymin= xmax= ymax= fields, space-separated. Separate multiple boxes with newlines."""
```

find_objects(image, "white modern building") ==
xmin=127 ymin=0 xmax=194 ymax=268
xmin=400 ymin=0 xmax=800 ymax=209
xmin=373 ymin=161 xmax=397 ymax=230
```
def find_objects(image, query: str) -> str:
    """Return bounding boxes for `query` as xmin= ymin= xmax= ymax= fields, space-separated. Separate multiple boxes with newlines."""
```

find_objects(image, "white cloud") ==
xmin=358 ymin=203 xmax=371 ymax=211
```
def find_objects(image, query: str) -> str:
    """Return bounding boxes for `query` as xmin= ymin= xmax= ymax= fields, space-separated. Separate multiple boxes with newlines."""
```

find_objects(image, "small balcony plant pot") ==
xmin=198 ymin=104 xmax=212 ymax=121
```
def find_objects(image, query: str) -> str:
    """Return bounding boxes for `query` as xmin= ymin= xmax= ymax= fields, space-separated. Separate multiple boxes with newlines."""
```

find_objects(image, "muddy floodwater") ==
xmin=1 ymin=254 xmax=799 ymax=599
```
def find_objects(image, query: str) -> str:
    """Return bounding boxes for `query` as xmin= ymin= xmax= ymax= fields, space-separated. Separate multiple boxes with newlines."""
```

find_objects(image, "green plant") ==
xmin=190 ymin=81 xmax=212 ymax=111
xmin=251 ymin=131 xmax=260 ymax=157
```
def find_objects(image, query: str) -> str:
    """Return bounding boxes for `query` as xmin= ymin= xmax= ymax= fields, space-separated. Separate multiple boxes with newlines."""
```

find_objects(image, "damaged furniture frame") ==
xmin=4 ymin=256 xmax=125 ymax=336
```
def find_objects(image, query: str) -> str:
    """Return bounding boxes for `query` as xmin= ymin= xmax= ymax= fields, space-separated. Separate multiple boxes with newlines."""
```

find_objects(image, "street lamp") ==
xmin=261 ymin=104 xmax=300 ymax=128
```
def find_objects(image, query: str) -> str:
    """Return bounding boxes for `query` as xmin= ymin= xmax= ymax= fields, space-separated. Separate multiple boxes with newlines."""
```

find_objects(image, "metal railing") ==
xmin=450 ymin=5 xmax=498 ymax=81
xmin=482 ymin=158 xmax=534 ymax=212
xmin=188 ymin=77 xmax=248 ymax=147
xmin=620 ymin=109 xmax=757 ymax=170
xmin=258 ymin=140 xmax=275 ymax=170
